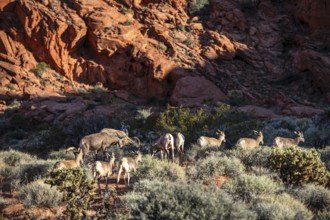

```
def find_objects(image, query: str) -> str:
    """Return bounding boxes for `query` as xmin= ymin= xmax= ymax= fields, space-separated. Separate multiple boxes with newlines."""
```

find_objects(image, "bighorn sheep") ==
xmin=117 ymin=152 xmax=142 ymax=186
xmin=173 ymin=132 xmax=185 ymax=165
xmin=273 ymin=131 xmax=305 ymax=148
xmin=151 ymin=133 xmax=175 ymax=163
xmin=79 ymin=132 xmax=123 ymax=159
xmin=100 ymin=128 xmax=141 ymax=147
xmin=197 ymin=130 xmax=226 ymax=148
xmin=53 ymin=147 xmax=83 ymax=170
xmin=92 ymin=152 xmax=116 ymax=193
xmin=235 ymin=130 xmax=264 ymax=150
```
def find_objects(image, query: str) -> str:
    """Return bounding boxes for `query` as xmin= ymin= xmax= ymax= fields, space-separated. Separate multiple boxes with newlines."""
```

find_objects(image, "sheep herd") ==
xmin=53 ymin=128 xmax=305 ymax=193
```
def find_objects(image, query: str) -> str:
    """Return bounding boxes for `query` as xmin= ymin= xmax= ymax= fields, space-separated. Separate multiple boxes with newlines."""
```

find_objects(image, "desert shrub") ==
xmin=0 ymin=150 xmax=35 ymax=166
xmin=18 ymin=179 xmax=63 ymax=208
xmin=222 ymin=174 xmax=281 ymax=202
xmin=189 ymin=0 xmax=210 ymax=16
xmin=225 ymin=147 xmax=272 ymax=169
xmin=122 ymin=180 xmax=257 ymax=219
xmin=186 ymin=144 xmax=223 ymax=162
xmin=0 ymin=195 xmax=8 ymax=209
xmin=289 ymin=184 xmax=330 ymax=212
xmin=134 ymin=155 xmax=185 ymax=183
xmin=318 ymin=146 xmax=330 ymax=171
xmin=20 ymin=160 xmax=55 ymax=184
xmin=252 ymin=193 xmax=313 ymax=220
xmin=316 ymin=211 xmax=330 ymax=220
xmin=135 ymin=108 xmax=153 ymax=122
xmin=268 ymin=147 xmax=330 ymax=186
xmin=47 ymin=149 xmax=75 ymax=160
xmin=187 ymin=154 xmax=245 ymax=181
xmin=31 ymin=62 xmax=49 ymax=78
xmin=0 ymin=150 xmax=35 ymax=184
xmin=46 ymin=168 xmax=95 ymax=219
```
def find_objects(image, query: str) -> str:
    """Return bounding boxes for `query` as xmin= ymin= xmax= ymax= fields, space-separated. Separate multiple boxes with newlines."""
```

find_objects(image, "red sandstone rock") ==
xmin=170 ymin=76 xmax=228 ymax=106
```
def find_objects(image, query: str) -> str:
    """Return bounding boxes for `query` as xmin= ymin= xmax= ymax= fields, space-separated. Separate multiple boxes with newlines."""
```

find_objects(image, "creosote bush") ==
xmin=122 ymin=180 xmax=257 ymax=219
xmin=155 ymin=104 xmax=228 ymax=142
xmin=318 ymin=146 xmax=330 ymax=171
xmin=46 ymin=168 xmax=95 ymax=219
xmin=268 ymin=147 xmax=330 ymax=186
xmin=18 ymin=179 xmax=63 ymax=208
xmin=252 ymin=193 xmax=313 ymax=220
xmin=222 ymin=174 xmax=281 ymax=202
xmin=187 ymin=154 xmax=245 ymax=181
xmin=134 ymin=155 xmax=185 ymax=183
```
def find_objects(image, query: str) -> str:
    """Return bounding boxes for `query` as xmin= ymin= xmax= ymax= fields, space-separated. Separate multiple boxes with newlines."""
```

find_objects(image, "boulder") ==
xmin=170 ymin=76 xmax=228 ymax=106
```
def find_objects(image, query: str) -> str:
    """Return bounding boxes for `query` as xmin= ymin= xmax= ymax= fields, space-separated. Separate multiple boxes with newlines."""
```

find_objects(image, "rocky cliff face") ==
xmin=0 ymin=0 xmax=329 ymax=116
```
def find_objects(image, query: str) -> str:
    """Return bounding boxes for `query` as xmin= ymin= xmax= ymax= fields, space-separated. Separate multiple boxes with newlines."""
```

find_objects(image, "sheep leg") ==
xmin=127 ymin=172 xmax=130 ymax=186
xmin=160 ymin=150 xmax=164 ymax=161
xmin=117 ymin=166 xmax=123 ymax=186
xmin=105 ymin=177 xmax=109 ymax=192
xmin=97 ymin=178 xmax=102 ymax=194
xmin=164 ymin=149 xmax=169 ymax=162
xmin=171 ymin=147 xmax=175 ymax=163
xmin=123 ymin=172 xmax=127 ymax=185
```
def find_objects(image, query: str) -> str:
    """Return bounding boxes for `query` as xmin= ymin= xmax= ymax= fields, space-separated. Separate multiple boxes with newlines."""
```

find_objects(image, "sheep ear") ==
xmin=294 ymin=131 xmax=298 ymax=135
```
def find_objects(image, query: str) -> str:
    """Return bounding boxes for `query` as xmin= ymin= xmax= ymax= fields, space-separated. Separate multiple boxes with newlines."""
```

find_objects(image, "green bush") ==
xmin=289 ymin=184 xmax=330 ymax=212
xmin=222 ymin=174 xmax=281 ymax=202
xmin=18 ymin=179 xmax=63 ymax=208
xmin=268 ymin=147 xmax=330 ymax=186
xmin=189 ymin=0 xmax=210 ymax=16
xmin=46 ymin=168 xmax=95 ymax=219
xmin=134 ymin=155 xmax=185 ymax=183
xmin=187 ymin=154 xmax=245 ymax=181
xmin=252 ymin=193 xmax=313 ymax=220
xmin=31 ymin=62 xmax=50 ymax=78
xmin=155 ymin=105 xmax=228 ymax=142
xmin=122 ymin=180 xmax=257 ymax=219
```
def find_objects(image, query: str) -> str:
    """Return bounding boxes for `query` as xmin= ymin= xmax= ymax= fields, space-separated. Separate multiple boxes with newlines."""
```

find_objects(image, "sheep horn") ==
xmin=133 ymin=137 xmax=141 ymax=147
xmin=65 ymin=146 xmax=76 ymax=153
